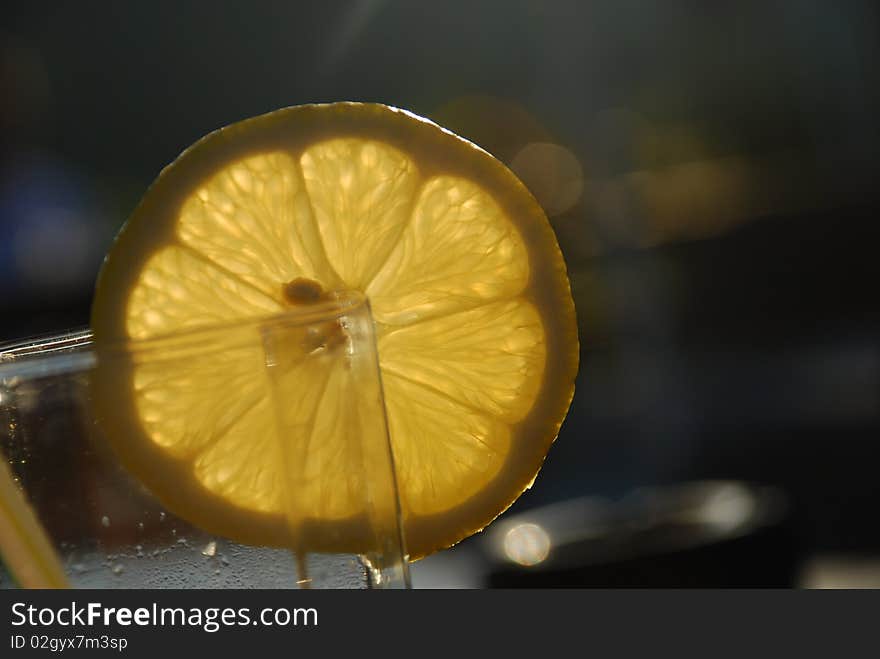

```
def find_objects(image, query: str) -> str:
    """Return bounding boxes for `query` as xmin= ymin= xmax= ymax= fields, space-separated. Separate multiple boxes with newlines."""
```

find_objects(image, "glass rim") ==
xmin=0 ymin=289 xmax=370 ymax=373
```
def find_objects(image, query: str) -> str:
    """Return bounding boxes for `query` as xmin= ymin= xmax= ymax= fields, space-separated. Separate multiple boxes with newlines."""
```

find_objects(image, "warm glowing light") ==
xmin=698 ymin=483 xmax=754 ymax=533
xmin=503 ymin=522 xmax=551 ymax=566
xmin=510 ymin=143 xmax=584 ymax=216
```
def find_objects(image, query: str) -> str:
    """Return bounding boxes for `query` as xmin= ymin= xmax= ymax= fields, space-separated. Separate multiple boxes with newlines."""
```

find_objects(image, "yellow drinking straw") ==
xmin=0 ymin=456 xmax=68 ymax=588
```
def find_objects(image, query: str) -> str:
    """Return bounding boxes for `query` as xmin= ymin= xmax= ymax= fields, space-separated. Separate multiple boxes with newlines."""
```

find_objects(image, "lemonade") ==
xmin=1 ymin=305 xmax=407 ymax=589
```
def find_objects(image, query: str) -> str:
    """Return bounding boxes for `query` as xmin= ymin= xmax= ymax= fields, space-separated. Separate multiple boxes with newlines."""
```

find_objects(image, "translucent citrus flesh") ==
xmin=91 ymin=104 xmax=578 ymax=558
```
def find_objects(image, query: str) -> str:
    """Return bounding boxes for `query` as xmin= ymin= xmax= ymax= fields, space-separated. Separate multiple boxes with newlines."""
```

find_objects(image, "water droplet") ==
xmin=101 ymin=515 xmax=110 ymax=528
xmin=202 ymin=540 xmax=217 ymax=557
xmin=135 ymin=545 xmax=144 ymax=558
xmin=137 ymin=522 xmax=145 ymax=532
xmin=159 ymin=512 xmax=166 ymax=522
xmin=112 ymin=564 xmax=124 ymax=575
xmin=171 ymin=528 xmax=176 ymax=536
xmin=220 ymin=555 xmax=230 ymax=566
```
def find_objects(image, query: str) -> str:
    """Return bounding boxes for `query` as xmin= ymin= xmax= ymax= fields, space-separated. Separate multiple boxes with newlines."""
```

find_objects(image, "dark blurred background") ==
xmin=2 ymin=1 xmax=878 ymax=587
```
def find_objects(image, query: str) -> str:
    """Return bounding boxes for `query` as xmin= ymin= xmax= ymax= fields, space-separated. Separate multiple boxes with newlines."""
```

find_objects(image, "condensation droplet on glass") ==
xmin=101 ymin=515 xmax=110 ymax=528
xmin=159 ymin=512 xmax=166 ymax=522
xmin=137 ymin=522 xmax=145 ymax=532
xmin=202 ymin=540 xmax=217 ymax=557
xmin=112 ymin=564 xmax=124 ymax=575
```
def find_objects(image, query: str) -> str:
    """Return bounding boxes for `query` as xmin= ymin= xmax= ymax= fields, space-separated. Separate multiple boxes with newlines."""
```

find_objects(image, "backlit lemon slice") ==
xmin=91 ymin=103 xmax=578 ymax=559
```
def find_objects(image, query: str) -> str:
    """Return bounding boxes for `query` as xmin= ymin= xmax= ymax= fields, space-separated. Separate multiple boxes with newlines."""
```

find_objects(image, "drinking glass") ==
xmin=0 ymin=291 xmax=410 ymax=589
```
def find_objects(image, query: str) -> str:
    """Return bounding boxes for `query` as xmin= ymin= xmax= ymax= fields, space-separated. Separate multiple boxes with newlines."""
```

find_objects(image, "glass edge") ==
xmin=0 ymin=290 xmax=369 ymax=362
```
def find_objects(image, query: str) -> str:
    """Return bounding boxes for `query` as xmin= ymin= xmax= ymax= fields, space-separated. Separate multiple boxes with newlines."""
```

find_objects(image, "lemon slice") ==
xmin=91 ymin=103 xmax=578 ymax=559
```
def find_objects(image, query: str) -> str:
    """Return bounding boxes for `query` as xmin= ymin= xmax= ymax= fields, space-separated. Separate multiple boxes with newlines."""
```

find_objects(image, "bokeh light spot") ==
xmin=503 ymin=522 xmax=551 ymax=566
xmin=510 ymin=142 xmax=584 ymax=216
